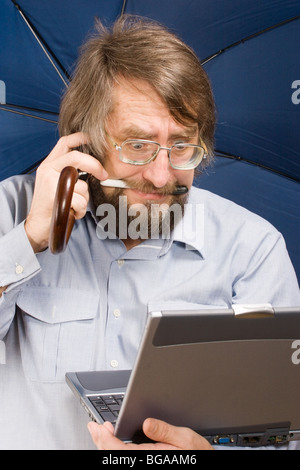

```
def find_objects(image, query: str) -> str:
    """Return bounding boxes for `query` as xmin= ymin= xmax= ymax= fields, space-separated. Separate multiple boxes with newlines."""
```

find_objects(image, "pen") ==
xmin=100 ymin=179 xmax=188 ymax=195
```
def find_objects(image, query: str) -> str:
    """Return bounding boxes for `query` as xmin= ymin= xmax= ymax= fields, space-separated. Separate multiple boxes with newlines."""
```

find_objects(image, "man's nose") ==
xmin=141 ymin=149 xmax=172 ymax=188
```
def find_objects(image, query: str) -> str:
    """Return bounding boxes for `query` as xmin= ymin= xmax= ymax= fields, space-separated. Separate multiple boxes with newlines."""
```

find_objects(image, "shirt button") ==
xmin=110 ymin=360 xmax=119 ymax=368
xmin=113 ymin=309 xmax=121 ymax=318
xmin=15 ymin=264 xmax=24 ymax=275
xmin=117 ymin=259 xmax=125 ymax=267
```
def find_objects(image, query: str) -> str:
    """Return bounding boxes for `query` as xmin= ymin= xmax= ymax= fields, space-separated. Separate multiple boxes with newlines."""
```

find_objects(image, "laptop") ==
xmin=66 ymin=305 xmax=300 ymax=447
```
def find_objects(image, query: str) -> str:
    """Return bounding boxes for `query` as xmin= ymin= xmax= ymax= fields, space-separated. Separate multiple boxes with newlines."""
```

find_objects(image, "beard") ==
xmin=89 ymin=176 xmax=188 ymax=241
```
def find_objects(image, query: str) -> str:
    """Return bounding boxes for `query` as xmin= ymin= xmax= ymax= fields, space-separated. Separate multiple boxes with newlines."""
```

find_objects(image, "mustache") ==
xmin=120 ymin=178 xmax=186 ymax=196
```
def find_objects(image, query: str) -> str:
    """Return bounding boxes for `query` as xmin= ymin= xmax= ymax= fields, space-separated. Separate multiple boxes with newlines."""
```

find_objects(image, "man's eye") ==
xmin=174 ymin=142 xmax=187 ymax=150
xmin=132 ymin=143 xmax=144 ymax=150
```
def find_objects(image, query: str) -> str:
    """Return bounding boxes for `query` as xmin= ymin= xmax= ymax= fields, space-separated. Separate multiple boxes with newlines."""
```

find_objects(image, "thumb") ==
xmin=142 ymin=418 xmax=178 ymax=445
xmin=142 ymin=418 xmax=213 ymax=450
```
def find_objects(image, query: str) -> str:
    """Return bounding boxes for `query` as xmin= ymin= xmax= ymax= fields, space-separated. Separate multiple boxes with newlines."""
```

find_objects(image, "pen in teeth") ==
xmin=100 ymin=179 xmax=188 ymax=195
xmin=100 ymin=179 xmax=131 ymax=189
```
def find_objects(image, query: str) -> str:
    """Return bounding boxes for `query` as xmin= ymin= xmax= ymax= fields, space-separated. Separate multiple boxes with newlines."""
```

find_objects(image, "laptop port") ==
xmin=267 ymin=435 xmax=288 ymax=445
xmin=212 ymin=435 xmax=235 ymax=445
xmin=238 ymin=427 xmax=291 ymax=447
xmin=238 ymin=434 xmax=263 ymax=446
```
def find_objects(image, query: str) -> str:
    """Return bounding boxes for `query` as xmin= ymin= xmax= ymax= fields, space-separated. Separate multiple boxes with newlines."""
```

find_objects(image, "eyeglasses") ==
xmin=107 ymin=135 xmax=207 ymax=170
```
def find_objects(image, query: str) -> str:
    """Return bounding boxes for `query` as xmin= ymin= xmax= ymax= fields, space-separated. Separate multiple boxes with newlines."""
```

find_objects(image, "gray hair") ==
xmin=59 ymin=15 xmax=215 ymax=165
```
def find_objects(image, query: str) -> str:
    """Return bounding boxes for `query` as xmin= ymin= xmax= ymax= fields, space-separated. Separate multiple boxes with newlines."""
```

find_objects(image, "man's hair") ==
xmin=59 ymin=15 xmax=215 ymax=165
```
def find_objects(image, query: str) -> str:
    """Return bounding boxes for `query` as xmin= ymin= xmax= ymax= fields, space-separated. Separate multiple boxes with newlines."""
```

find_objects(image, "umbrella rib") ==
xmin=11 ymin=0 xmax=70 ymax=87
xmin=120 ymin=0 xmax=127 ymax=16
xmin=201 ymin=15 xmax=300 ymax=65
xmin=0 ymin=106 xmax=58 ymax=124
xmin=1 ymin=103 xmax=58 ymax=117
xmin=215 ymin=150 xmax=300 ymax=183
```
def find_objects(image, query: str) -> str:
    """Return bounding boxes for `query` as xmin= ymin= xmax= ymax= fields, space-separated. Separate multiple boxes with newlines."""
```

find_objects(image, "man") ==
xmin=0 ymin=15 xmax=299 ymax=450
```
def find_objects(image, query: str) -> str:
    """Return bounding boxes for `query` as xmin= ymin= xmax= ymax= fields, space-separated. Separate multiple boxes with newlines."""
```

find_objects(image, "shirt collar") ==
xmin=167 ymin=187 xmax=205 ymax=258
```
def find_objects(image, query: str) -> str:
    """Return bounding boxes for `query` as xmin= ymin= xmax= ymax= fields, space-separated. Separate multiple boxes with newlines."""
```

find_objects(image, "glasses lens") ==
xmin=170 ymin=144 xmax=204 ymax=169
xmin=121 ymin=140 xmax=159 ymax=164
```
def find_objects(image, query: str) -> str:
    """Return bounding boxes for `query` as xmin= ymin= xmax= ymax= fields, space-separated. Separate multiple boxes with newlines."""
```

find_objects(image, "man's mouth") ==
xmin=128 ymin=188 xmax=169 ymax=201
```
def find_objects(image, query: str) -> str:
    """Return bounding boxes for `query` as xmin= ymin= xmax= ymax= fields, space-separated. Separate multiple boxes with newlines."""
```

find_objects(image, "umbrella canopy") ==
xmin=0 ymin=0 xmax=299 ymax=281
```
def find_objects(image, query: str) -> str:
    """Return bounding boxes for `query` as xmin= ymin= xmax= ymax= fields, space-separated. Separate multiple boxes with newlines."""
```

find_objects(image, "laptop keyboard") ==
xmin=88 ymin=394 xmax=125 ymax=424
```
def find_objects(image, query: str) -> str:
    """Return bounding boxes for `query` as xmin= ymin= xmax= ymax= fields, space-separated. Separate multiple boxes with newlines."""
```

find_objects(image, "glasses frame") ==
xmin=107 ymin=135 xmax=207 ymax=170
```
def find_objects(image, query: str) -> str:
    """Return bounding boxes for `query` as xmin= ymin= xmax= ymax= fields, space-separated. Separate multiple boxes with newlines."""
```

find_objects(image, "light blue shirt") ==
xmin=0 ymin=174 xmax=299 ymax=449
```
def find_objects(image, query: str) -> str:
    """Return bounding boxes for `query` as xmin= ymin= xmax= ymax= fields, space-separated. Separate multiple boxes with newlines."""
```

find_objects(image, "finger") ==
xmin=87 ymin=421 xmax=180 ymax=451
xmin=73 ymin=178 xmax=89 ymax=205
xmin=87 ymin=422 xmax=106 ymax=450
xmin=47 ymin=150 xmax=108 ymax=181
xmin=69 ymin=176 xmax=91 ymax=220
xmin=103 ymin=421 xmax=115 ymax=432
xmin=143 ymin=418 xmax=213 ymax=450
xmin=71 ymin=192 xmax=89 ymax=220
xmin=45 ymin=133 xmax=108 ymax=181
xmin=47 ymin=133 xmax=90 ymax=161
xmin=87 ymin=422 xmax=128 ymax=450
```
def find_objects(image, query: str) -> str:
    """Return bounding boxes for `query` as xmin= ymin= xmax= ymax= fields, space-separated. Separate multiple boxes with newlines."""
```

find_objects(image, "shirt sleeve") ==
xmin=0 ymin=175 xmax=41 ymax=339
xmin=0 ymin=221 xmax=41 ymax=289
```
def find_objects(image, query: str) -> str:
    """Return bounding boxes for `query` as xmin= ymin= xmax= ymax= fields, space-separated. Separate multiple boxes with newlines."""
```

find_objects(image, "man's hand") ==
xmin=87 ymin=418 xmax=214 ymax=450
xmin=24 ymin=133 xmax=108 ymax=252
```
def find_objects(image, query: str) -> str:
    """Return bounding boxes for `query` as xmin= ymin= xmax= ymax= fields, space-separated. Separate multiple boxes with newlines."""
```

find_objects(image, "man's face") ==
xmin=92 ymin=78 xmax=197 ymax=241
xmin=104 ymin=79 xmax=196 ymax=200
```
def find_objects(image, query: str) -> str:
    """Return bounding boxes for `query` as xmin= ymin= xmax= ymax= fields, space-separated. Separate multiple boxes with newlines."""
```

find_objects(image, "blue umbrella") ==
xmin=0 ymin=0 xmax=299 ymax=279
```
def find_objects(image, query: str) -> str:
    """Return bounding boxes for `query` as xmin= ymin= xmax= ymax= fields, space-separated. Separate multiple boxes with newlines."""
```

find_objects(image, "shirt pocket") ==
xmin=16 ymin=287 xmax=99 ymax=383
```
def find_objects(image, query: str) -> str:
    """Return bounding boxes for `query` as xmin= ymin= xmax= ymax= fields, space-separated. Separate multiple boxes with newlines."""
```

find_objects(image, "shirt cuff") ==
xmin=0 ymin=221 xmax=41 ymax=290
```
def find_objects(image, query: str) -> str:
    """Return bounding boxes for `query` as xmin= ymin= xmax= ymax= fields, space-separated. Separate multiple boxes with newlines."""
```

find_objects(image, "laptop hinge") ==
xmin=233 ymin=304 xmax=274 ymax=319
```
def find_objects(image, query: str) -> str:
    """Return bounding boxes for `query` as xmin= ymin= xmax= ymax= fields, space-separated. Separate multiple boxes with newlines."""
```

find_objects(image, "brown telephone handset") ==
xmin=49 ymin=166 xmax=86 ymax=254
xmin=49 ymin=141 xmax=91 ymax=254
